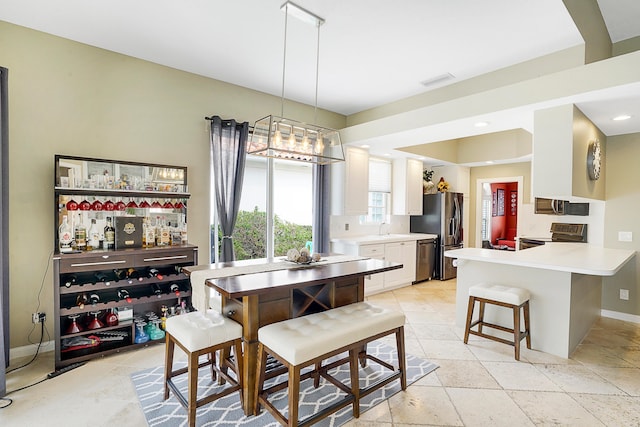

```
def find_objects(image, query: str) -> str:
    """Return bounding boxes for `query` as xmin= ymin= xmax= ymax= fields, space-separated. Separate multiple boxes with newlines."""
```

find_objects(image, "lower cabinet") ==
xmin=336 ymin=240 xmax=417 ymax=296
xmin=53 ymin=245 xmax=198 ymax=369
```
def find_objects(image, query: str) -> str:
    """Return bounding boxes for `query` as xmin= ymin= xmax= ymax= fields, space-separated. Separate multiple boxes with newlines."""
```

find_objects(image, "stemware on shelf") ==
xmin=91 ymin=198 xmax=104 ymax=211
xmin=87 ymin=311 xmax=104 ymax=330
xmin=103 ymin=199 xmax=115 ymax=211
xmin=66 ymin=199 xmax=79 ymax=211
xmin=115 ymin=200 xmax=126 ymax=211
xmin=66 ymin=314 xmax=83 ymax=334
xmin=79 ymin=199 xmax=92 ymax=211
xmin=126 ymin=198 xmax=138 ymax=209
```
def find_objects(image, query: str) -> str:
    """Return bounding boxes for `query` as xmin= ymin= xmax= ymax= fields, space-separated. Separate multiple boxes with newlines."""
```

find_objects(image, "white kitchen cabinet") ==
xmin=357 ymin=243 xmax=385 ymax=294
xmin=333 ymin=239 xmax=417 ymax=296
xmin=383 ymin=241 xmax=417 ymax=289
xmin=331 ymin=146 xmax=369 ymax=216
xmin=392 ymin=158 xmax=423 ymax=215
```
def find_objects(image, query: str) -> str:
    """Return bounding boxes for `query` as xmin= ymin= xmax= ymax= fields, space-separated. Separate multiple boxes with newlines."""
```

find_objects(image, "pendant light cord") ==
xmin=314 ymin=22 xmax=320 ymax=124
xmin=280 ymin=4 xmax=289 ymax=118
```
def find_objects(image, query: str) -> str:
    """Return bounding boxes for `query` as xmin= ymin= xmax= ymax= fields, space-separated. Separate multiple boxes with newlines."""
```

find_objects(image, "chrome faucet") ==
xmin=378 ymin=221 xmax=387 ymax=235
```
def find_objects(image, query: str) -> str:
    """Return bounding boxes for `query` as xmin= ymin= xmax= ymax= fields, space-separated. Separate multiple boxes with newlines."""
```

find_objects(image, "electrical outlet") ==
xmin=345 ymin=223 xmax=349 ymax=231
xmin=32 ymin=312 xmax=46 ymax=323
xmin=620 ymin=289 xmax=630 ymax=300
xmin=618 ymin=231 xmax=633 ymax=242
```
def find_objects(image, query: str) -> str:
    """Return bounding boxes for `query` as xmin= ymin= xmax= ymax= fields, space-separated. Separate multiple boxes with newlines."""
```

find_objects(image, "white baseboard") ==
xmin=601 ymin=309 xmax=640 ymax=324
xmin=9 ymin=340 xmax=55 ymax=362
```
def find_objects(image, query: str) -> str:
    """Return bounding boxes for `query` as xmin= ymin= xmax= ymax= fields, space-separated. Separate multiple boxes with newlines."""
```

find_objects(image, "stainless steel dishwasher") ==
xmin=415 ymin=238 xmax=437 ymax=283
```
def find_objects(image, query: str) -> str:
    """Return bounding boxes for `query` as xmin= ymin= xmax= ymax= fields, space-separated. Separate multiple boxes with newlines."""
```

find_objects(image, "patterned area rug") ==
xmin=131 ymin=340 xmax=438 ymax=427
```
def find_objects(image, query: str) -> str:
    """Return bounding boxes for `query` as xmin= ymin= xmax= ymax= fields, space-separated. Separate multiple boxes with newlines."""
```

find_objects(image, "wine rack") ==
xmin=53 ymin=155 xmax=197 ymax=369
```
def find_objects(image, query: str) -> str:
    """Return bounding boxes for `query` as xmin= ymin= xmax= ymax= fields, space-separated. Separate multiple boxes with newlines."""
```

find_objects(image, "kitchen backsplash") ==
xmin=330 ymin=215 xmax=410 ymax=238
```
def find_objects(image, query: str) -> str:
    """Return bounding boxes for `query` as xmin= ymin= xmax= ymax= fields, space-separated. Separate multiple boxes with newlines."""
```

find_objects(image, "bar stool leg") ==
xmin=163 ymin=334 xmax=175 ymax=401
xmin=478 ymin=301 xmax=486 ymax=334
xmin=524 ymin=301 xmax=532 ymax=349
xmin=288 ymin=366 xmax=301 ymax=427
xmin=348 ymin=348 xmax=360 ymax=418
xmin=463 ymin=296 xmax=475 ymax=344
xmin=395 ymin=326 xmax=407 ymax=390
xmin=188 ymin=351 xmax=199 ymax=427
xmin=513 ymin=304 xmax=522 ymax=360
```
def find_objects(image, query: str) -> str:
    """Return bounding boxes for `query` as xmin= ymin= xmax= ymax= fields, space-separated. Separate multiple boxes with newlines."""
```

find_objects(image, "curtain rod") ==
xmin=204 ymin=116 xmax=254 ymax=130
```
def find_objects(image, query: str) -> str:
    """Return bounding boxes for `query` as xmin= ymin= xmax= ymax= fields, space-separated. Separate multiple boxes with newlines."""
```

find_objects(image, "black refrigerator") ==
xmin=410 ymin=192 xmax=463 ymax=280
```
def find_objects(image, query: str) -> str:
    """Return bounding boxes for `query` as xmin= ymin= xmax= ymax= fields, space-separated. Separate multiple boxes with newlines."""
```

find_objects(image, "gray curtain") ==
xmin=209 ymin=116 xmax=248 ymax=262
xmin=1 ymin=66 xmax=8 ymax=397
xmin=312 ymin=164 xmax=330 ymax=254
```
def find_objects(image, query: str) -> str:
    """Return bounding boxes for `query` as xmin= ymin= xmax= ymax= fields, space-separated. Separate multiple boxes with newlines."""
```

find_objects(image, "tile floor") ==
xmin=2 ymin=279 xmax=640 ymax=426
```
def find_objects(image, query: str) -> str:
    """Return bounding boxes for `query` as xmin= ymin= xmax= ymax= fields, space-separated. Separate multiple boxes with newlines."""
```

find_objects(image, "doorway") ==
xmin=475 ymin=176 xmax=523 ymax=249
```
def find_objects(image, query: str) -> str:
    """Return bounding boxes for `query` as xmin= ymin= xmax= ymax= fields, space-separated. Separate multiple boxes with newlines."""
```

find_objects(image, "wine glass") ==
xmin=87 ymin=311 xmax=104 ymax=330
xmin=66 ymin=199 xmax=79 ymax=211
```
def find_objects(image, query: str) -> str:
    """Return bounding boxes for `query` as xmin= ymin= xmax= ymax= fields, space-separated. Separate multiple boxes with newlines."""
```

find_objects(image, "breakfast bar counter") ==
xmin=445 ymin=244 xmax=635 ymax=358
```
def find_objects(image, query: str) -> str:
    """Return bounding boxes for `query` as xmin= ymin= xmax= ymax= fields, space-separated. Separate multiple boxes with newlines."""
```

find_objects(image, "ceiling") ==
xmin=1 ymin=0 xmax=640 ymax=160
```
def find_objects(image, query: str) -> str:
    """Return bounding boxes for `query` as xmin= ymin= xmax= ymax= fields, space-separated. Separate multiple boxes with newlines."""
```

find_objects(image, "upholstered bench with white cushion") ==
xmin=463 ymin=283 xmax=531 ymax=360
xmin=164 ymin=310 xmax=243 ymax=427
xmin=255 ymin=301 xmax=406 ymax=427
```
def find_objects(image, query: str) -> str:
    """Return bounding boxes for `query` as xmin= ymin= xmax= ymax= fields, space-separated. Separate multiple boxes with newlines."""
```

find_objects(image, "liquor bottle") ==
xmin=170 ymin=283 xmax=180 ymax=297
xmin=104 ymin=216 xmax=115 ymax=250
xmin=59 ymin=215 xmax=73 ymax=253
xmin=89 ymin=293 xmax=100 ymax=305
xmin=147 ymin=268 xmax=164 ymax=280
xmin=117 ymin=288 xmax=132 ymax=303
xmin=74 ymin=214 xmax=87 ymax=251
xmin=63 ymin=274 xmax=77 ymax=288
xmin=94 ymin=272 xmax=111 ymax=286
xmin=180 ymin=214 xmax=188 ymax=244
xmin=156 ymin=216 xmax=170 ymax=246
xmin=151 ymin=283 xmax=163 ymax=298
xmin=76 ymin=293 xmax=88 ymax=309
xmin=87 ymin=218 xmax=100 ymax=250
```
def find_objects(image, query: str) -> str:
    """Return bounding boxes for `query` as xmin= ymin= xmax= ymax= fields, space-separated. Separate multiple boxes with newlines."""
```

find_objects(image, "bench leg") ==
xmin=348 ymin=348 xmax=360 ymax=418
xmin=463 ymin=296 xmax=475 ymax=344
xmin=395 ymin=326 xmax=407 ymax=390
xmin=288 ymin=366 xmax=301 ymax=427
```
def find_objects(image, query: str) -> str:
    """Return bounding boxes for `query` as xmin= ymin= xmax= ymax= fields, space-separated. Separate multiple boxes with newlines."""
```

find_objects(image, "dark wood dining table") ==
xmin=185 ymin=258 xmax=400 ymax=415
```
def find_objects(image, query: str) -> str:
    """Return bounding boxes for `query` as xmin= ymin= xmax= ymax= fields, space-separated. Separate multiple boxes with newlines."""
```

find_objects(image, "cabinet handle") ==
xmin=142 ymin=255 xmax=189 ymax=262
xmin=69 ymin=260 xmax=127 ymax=267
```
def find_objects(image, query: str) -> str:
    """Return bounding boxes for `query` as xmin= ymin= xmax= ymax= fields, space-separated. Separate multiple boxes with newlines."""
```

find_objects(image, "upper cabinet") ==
xmin=532 ymin=105 xmax=606 ymax=201
xmin=331 ymin=146 xmax=369 ymax=216
xmin=392 ymin=158 xmax=423 ymax=215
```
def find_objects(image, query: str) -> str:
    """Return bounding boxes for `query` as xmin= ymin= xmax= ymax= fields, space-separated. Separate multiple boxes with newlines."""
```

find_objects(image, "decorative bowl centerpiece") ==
xmin=285 ymin=247 xmax=322 ymax=264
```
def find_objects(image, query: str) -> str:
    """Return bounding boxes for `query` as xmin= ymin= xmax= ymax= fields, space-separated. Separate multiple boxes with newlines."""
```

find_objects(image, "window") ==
xmin=361 ymin=158 xmax=391 ymax=224
xmin=212 ymin=156 xmax=312 ymax=262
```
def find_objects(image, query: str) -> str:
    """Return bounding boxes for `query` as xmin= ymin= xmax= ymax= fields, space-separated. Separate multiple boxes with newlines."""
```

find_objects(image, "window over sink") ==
xmin=361 ymin=157 xmax=391 ymax=224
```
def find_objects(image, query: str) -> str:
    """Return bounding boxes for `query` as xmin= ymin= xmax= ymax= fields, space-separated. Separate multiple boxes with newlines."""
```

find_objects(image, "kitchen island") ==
xmin=445 ymin=244 xmax=635 ymax=358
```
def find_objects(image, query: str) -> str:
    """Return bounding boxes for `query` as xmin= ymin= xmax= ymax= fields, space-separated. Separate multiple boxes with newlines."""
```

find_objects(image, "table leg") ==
xmin=241 ymin=295 xmax=259 ymax=416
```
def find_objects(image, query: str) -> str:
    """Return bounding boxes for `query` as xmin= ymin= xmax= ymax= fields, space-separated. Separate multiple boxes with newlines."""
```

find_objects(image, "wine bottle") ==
xmin=74 ymin=214 xmax=87 ymax=251
xmin=148 ymin=268 xmax=164 ymax=280
xmin=151 ymin=283 xmax=163 ymax=298
xmin=174 ymin=265 xmax=184 ymax=275
xmin=89 ymin=293 xmax=100 ymax=305
xmin=104 ymin=216 xmax=115 ymax=250
xmin=76 ymin=293 xmax=88 ymax=309
xmin=113 ymin=269 xmax=127 ymax=282
xmin=94 ymin=272 xmax=111 ymax=286
xmin=63 ymin=274 xmax=77 ymax=288
xmin=170 ymin=283 xmax=180 ymax=296
xmin=126 ymin=268 xmax=143 ymax=283
xmin=117 ymin=288 xmax=132 ymax=303
xmin=59 ymin=215 xmax=73 ymax=253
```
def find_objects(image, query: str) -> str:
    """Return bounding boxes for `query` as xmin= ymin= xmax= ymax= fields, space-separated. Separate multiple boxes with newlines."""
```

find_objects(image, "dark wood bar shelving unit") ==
xmin=52 ymin=155 xmax=197 ymax=369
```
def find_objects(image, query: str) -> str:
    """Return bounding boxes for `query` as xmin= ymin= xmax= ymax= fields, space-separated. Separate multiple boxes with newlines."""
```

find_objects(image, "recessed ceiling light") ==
xmin=360 ymin=144 xmax=370 ymax=148
xmin=383 ymin=153 xmax=391 ymax=156
xmin=485 ymin=161 xmax=494 ymax=164
xmin=417 ymin=157 xmax=425 ymax=160
xmin=613 ymin=115 xmax=631 ymax=121
xmin=474 ymin=121 xmax=489 ymax=127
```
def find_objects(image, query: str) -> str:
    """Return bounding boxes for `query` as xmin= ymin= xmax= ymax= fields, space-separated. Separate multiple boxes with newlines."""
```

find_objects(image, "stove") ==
xmin=550 ymin=222 xmax=588 ymax=242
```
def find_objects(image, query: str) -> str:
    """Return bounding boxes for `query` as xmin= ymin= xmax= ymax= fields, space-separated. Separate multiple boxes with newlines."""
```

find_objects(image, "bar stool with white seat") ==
xmin=163 ymin=280 xmax=243 ymax=427
xmin=464 ymin=282 xmax=531 ymax=360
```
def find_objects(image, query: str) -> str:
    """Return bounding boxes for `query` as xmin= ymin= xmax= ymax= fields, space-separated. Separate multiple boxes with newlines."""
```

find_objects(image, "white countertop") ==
xmin=330 ymin=233 xmax=438 ymax=246
xmin=445 ymin=244 xmax=635 ymax=276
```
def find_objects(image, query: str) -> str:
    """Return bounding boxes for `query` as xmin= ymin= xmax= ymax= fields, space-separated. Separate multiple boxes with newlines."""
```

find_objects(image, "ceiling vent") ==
xmin=420 ymin=73 xmax=455 ymax=88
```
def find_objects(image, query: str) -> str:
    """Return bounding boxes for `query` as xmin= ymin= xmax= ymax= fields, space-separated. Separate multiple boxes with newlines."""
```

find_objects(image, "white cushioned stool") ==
xmin=464 ymin=283 xmax=531 ymax=360
xmin=255 ymin=301 xmax=406 ymax=427
xmin=164 ymin=309 xmax=243 ymax=427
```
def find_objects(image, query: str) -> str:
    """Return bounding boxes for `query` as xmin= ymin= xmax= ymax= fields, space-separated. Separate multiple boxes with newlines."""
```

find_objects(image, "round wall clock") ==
xmin=587 ymin=139 xmax=602 ymax=180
